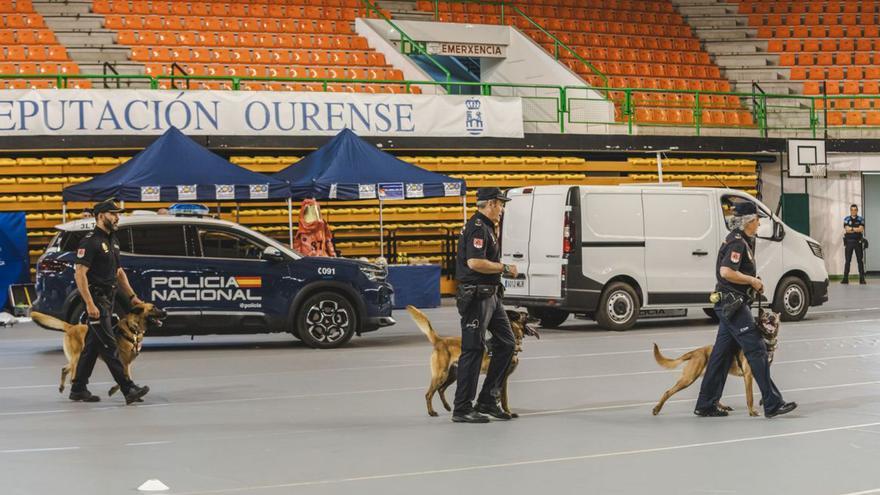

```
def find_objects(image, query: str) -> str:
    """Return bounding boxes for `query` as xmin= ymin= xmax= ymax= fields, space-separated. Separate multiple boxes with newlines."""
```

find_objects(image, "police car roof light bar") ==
xmin=168 ymin=203 xmax=211 ymax=217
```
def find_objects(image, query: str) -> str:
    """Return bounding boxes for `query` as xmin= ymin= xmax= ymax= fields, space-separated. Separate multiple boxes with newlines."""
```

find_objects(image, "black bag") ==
xmin=862 ymin=238 xmax=870 ymax=250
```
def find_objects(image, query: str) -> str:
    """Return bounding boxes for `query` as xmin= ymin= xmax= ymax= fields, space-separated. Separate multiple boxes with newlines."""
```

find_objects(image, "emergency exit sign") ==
xmin=426 ymin=42 xmax=507 ymax=58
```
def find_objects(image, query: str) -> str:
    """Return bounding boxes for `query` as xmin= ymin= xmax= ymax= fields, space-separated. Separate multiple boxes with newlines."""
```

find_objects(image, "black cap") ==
xmin=734 ymin=202 xmax=757 ymax=216
xmin=92 ymin=198 xmax=124 ymax=216
xmin=476 ymin=187 xmax=510 ymax=202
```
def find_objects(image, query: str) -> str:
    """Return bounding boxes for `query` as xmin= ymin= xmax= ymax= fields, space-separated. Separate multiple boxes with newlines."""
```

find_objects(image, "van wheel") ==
xmin=296 ymin=292 xmax=356 ymax=349
xmin=703 ymin=308 xmax=720 ymax=323
xmin=773 ymin=276 xmax=810 ymax=322
xmin=596 ymin=282 xmax=639 ymax=331
xmin=527 ymin=307 xmax=569 ymax=328
xmin=68 ymin=301 xmax=85 ymax=325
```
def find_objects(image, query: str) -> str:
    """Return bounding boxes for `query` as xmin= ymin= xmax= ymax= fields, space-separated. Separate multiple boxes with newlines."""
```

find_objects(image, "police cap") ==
xmin=734 ymin=202 xmax=757 ymax=216
xmin=93 ymin=198 xmax=124 ymax=216
xmin=476 ymin=187 xmax=510 ymax=202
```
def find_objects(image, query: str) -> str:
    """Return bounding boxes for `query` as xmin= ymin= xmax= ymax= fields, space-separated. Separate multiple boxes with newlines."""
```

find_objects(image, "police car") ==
xmin=32 ymin=204 xmax=395 ymax=349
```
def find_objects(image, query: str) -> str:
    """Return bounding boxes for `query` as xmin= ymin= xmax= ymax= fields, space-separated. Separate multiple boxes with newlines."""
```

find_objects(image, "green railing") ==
xmin=359 ymin=0 xmax=452 ymax=87
xmin=6 ymin=73 xmax=877 ymax=138
xmin=426 ymin=0 xmax=608 ymax=90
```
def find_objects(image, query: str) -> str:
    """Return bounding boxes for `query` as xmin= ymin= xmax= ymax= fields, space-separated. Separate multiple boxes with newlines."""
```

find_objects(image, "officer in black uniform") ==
xmin=452 ymin=187 xmax=517 ymax=423
xmin=694 ymin=202 xmax=797 ymax=418
xmin=69 ymin=198 xmax=150 ymax=404
xmin=842 ymin=204 xmax=866 ymax=284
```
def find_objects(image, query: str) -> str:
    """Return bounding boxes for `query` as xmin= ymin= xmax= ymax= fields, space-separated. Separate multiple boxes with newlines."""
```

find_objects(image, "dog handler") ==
xmin=694 ymin=202 xmax=797 ymax=418
xmin=452 ymin=188 xmax=518 ymax=423
xmin=69 ymin=198 xmax=150 ymax=404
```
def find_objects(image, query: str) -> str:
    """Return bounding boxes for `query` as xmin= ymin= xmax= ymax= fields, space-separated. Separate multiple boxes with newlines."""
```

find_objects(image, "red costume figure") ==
xmin=293 ymin=198 xmax=336 ymax=257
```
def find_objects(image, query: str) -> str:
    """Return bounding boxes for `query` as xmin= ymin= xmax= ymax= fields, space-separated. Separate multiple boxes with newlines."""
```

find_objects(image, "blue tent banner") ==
xmin=0 ymin=212 xmax=28 ymax=309
xmin=378 ymin=183 xmax=405 ymax=201
xmin=273 ymin=128 xmax=466 ymax=200
xmin=62 ymin=127 xmax=291 ymax=203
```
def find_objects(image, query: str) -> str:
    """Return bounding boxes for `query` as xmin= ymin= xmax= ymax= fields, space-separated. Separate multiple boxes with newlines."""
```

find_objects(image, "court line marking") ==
xmin=171 ymin=420 xmax=880 ymax=494
xmin=838 ymin=489 xmax=880 ymax=495
xmin=0 ymin=446 xmax=79 ymax=454
xmin=125 ymin=441 xmax=173 ymax=447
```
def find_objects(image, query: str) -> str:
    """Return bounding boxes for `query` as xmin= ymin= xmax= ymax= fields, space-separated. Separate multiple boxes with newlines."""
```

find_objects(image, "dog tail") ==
xmin=653 ymin=343 xmax=696 ymax=369
xmin=30 ymin=311 xmax=68 ymax=332
xmin=406 ymin=305 xmax=439 ymax=345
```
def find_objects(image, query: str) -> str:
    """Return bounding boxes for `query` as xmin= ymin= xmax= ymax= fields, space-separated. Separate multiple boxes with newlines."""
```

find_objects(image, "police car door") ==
xmin=123 ymin=223 xmax=203 ymax=325
xmin=187 ymin=225 xmax=288 ymax=331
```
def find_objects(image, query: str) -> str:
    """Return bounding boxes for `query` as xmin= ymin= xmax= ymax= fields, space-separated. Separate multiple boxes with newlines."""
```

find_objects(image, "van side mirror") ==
xmin=774 ymin=222 xmax=785 ymax=241
xmin=262 ymin=246 xmax=285 ymax=262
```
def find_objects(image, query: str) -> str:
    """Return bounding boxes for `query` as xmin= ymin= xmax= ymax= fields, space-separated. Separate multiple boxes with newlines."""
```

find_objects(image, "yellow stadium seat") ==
xmin=503 ymin=157 xmax=526 ymax=165
xmin=43 ymin=195 xmax=62 ymax=201
xmin=17 ymin=195 xmax=43 ymax=202
xmin=460 ymin=156 xmax=482 ymax=165
xmin=68 ymin=157 xmax=95 ymax=166
xmin=256 ymin=156 xmax=281 ymax=165
xmin=68 ymin=176 xmax=90 ymax=183
xmin=277 ymin=156 xmax=300 ymax=164
xmin=43 ymin=157 xmax=69 ymax=166
xmin=0 ymin=158 xmax=16 ymax=166
xmin=44 ymin=213 xmax=63 ymax=220
xmin=43 ymin=177 xmax=68 ymax=184
xmin=481 ymin=156 xmax=504 ymax=165
xmin=94 ymin=157 xmax=120 ymax=166
xmin=16 ymin=158 xmax=43 ymax=166
xmin=0 ymin=178 xmax=14 ymax=184
xmin=438 ymin=157 xmax=462 ymax=165
xmin=25 ymin=213 xmax=43 ymax=220
xmin=230 ymin=156 xmax=255 ymax=165
xmin=17 ymin=177 xmax=42 ymax=184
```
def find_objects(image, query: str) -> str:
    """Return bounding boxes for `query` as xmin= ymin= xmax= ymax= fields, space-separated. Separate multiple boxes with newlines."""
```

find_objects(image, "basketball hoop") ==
xmin=787 ymin=139 xmax=828 ymax=178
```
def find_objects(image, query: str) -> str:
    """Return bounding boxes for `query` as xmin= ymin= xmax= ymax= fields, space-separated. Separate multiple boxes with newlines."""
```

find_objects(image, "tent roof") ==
xmin=273 ymin=128 xmax=465 ymax=200
xmin=62 ymin=127 xmax=290 ymax=202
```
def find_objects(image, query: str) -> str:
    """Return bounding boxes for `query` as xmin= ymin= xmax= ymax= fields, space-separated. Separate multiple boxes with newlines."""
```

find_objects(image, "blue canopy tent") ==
xmin=272 ymin=128 xmax=467 ymax=257
xmin=62 ymin=127 xmax=296 ymax=244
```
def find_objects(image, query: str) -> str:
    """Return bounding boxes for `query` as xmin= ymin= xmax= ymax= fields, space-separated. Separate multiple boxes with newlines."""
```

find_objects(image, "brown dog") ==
xmin=407 ymin=305 xmax=539 ymax=418
xmin=30 ymin=303 xmax=166 ymax=397
xmin=652 ymin=344 xmax=758 ymax=416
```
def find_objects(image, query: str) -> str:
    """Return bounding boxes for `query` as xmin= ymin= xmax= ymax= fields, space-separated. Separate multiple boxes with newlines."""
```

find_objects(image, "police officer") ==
xmin=69 ymin=198 xmax=150 ymax=404
xmin=842 ymin=204 xmax=866 ymax=284
xmin=694 ymin=202 xmax=797 ymax=418
xmin=452 ymin=187 xmax=518 ymax=423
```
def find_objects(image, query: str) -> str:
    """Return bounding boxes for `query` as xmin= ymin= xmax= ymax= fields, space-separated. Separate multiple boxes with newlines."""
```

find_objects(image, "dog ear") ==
xmin=129 ymin=305 xmax=145 ymax=315
xmin=505 ymin=310 xmax=521 ymax=323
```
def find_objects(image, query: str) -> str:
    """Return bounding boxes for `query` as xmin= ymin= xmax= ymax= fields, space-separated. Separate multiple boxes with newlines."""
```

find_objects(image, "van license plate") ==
xmin=504 ymin=278 xmax=525 ymax=289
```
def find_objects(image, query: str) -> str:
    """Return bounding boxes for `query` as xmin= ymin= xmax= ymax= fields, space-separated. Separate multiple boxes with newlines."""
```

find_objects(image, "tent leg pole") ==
xmin=462 ymin=195 xmax=467 ymax=224
xmin=379 ymin=199 xmax=384 ymax=260
xmin=235 ymin=203 xmax=240 ymax=223
xmin=287 ymin=198 xmax=294 ymax=248
xmin=62 ymin=203 xmax=67 ymax=223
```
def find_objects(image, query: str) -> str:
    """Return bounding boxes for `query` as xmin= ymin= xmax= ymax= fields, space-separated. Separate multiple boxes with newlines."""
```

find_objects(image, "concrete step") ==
xmin=732 ymin=81 xmax=799 ymax=94
xmin=715 ymin=54 xmax=778 ymax=67
xmin=704 ymin=40 xmax=767 ymax=54
xmin=40 ymin=14 xmax=105 ymax=30
xmin=677 ymin=4 xmax=739 ymax=15
xmin=672 ymin=0 xmax=729 ymax=6
xmin=684 ymin=16 xmax=741 ymax=27
xmin=32 ymin=0 xmax=91 ymax=15
xmin=67 ymin=46 xmax=130 ymax=63
xmin=724 ymin=67 xmax=789 ymax=81
xmin=54 ymin=31 xmax=117 ymax=47
xmin=694 ymin=27 xmax=755 ymax=40
xmin=79 ymin=62 xmax=144 ymax=76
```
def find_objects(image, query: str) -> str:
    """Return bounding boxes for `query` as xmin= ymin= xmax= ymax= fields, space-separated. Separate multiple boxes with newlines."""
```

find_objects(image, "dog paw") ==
xmin=652 ymin=406 xmax=661 ymax=415
xmin=428 ymin=411 xmax=439 ymax=417
xmin=510 ymin=412 xmax=519 ymax=419
xmin=749 ymin=410 xmax=760 ymax=417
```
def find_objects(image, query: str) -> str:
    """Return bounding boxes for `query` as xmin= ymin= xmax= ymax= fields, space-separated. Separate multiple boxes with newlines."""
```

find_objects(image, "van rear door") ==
xmin=500 ymin=188 xmax=533 ymax=297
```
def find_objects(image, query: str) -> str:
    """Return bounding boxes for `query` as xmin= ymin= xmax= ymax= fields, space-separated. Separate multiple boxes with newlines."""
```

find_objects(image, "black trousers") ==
xmin=696 ymin=302 xmax=784 ymax=414
xmin=453 ymin=292 xmax=516 ymax=414
xmin=71 ymin=290 xmax=134 ymax=394
xmin=843 ymin=239 xmax=866 ymax=279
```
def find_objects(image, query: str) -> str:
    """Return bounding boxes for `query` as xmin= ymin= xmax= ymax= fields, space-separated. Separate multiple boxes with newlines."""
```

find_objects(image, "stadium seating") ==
xmin=415 ymin=0 xmax=750 ymax=126
xmin=0 ymin=0 xmax=85 ymax=88
xmin=92 ymin=0 xmax=419 ymax=93
xmin=739 ymin=0 xmax=880 ymax=125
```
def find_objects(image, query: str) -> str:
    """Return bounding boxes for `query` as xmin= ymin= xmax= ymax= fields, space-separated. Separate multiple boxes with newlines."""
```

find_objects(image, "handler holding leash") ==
xmin=694 ymin=202 xmax=797 ymax=418
xmin=452 ymin=188 xmax=517 ymax=423
xmin=69 ymin=198 xmax=150 ymax=404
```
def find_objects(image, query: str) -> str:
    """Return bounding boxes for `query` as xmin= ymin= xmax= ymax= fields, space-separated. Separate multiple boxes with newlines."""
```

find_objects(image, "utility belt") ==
xmin=456 ymin=283 xmax=501 ymax=316
xmin=710 ymin=289 xmax=752 ymax=321
xmin=90 ymin=284 xmax=117 ymax=301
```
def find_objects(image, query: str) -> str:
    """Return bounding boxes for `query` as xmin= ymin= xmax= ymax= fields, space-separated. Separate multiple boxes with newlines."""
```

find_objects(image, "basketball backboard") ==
xmin=787 ymin=139 xmax=827 ymax=178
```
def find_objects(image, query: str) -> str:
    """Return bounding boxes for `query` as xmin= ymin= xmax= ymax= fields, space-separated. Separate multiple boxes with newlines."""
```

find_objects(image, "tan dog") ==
xmin=652 ymin=344 xmax=758 ymax=416
xmin=30 ymin=303 xmax=166 ymax=397
xmin=406 ymin=305 xmax=539 ymax=418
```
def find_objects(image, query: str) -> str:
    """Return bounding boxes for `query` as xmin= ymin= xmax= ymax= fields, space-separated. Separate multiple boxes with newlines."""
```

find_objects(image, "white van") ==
xmin=500 ymin=185 xmax=829 ymax=331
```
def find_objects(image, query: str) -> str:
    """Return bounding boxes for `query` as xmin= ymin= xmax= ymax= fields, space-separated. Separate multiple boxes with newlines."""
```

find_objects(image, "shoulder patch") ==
xmin=77 ymin=248 xmax=85 ymax=258
xmin=730 ymin=251 xmax=741 ymax=263
xmin=734 ymin=233 xmax=742 ymax=239
xmin=474 ymin=218 xmax=482 ymax=227
xmin=473 ymin=237 xmax=484 ymax=249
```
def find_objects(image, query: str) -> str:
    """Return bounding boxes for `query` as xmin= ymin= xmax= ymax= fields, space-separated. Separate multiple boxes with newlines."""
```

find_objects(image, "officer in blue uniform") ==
xmin=69 ymin=199 xmax=150 ymax=404
xmin=452 ymin=187 xmax=517 ymax=423
xmin=842 ymin=204 xmax=866 ymax=284
xmin=694 ymin=202 xmax=797 ymax=418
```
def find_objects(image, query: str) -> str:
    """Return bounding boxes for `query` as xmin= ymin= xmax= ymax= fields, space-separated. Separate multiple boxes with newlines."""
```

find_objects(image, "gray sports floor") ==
xmin=3 ymin=283 xmax=880 ymax=495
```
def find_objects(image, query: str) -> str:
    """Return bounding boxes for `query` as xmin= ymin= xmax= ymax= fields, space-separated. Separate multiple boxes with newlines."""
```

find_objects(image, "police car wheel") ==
xmin=773 ymin=276 xmax=810 ymax=322
xmin=703 ymin=308 xmax=720 ymax=323
xmin=526 ymin=307 xmax=568 ymax=328
xmin=596 ymin=282 xmax=639 ymax=331
xmin=297 ymin=292 xmax=356 ymax=349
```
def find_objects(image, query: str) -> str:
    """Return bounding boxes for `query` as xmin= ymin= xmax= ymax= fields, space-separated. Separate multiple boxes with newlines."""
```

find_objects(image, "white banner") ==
xmin=0 ymin=89 xmax=524 ymax=138
xmin=426 ymin=42 xmax=507 ymax=58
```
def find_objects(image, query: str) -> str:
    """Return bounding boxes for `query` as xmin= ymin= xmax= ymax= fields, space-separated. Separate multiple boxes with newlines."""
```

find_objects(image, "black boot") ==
xmin=766 ymin=401 xmax=798 ymax=418
xmin=694 ymin=407 xmax=729 ymax=417
xmin=69 ymin=389 xmax=101 ymax=402
xmin=451 ymin=411 xmax=490 ymax=423
xmin=475 ymin=401 xmax=513 ymax=420
xmin=841 ymin=277 xmax=849 ymax=284
xmin=124 ymin=384 xmax=150 ymax=405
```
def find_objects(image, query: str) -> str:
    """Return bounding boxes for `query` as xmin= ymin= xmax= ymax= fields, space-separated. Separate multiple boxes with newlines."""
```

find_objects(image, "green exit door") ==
xmin=781 ymin=193 xmax=810 ymax=236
